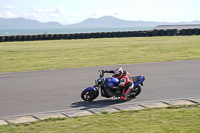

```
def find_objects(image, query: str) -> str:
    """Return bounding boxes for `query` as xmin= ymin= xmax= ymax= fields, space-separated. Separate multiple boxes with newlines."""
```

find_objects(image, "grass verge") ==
xmin=0 ymin=36 xmax=200 ymax=73
xmin=0 ymin=104 xmax=200 ymax=133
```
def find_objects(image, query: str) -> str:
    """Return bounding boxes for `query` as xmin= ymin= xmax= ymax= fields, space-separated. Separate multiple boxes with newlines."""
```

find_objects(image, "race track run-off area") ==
xmin=0 ymin=59 xmax=200 ymax=118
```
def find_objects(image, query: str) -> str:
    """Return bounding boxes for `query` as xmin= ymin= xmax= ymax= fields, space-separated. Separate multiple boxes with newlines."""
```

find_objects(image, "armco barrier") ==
xmin=0 ymin=28 xmax=200 ymax=42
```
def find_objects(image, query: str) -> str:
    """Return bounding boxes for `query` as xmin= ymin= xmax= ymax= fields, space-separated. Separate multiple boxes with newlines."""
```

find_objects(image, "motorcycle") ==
xmin=81 ymin=70 xmax=145 ymax=101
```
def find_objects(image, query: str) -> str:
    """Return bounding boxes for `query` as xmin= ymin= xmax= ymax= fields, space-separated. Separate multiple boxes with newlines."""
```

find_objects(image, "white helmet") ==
xmin=114 ymin=67 xmax=123 ymax=78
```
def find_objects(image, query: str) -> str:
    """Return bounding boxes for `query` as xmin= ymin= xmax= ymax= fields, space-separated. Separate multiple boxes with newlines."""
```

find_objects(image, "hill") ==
xmin=154 ymin=24 xmax=200 ymax=30
xmin=0 ymin=16 xmax=200 ymax=29
xmin=0 ymin=17 xmax=63 ymax=29
xmin=65 ymin=16 xmax=164 ymax=28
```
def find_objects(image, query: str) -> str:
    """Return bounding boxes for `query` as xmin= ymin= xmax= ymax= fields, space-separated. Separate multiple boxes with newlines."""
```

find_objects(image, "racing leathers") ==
xmin=104 ymin=70 xmax=134 ymax=101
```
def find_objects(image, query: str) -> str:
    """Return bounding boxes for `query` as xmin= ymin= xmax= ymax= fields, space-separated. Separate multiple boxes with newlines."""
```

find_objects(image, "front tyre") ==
xmin=81 ymin=89 xmax=99 ymax=101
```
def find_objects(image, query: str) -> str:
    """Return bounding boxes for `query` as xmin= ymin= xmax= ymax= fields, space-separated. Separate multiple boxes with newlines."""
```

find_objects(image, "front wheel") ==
xmin=81 ymin=89 xmax=99 ymax=101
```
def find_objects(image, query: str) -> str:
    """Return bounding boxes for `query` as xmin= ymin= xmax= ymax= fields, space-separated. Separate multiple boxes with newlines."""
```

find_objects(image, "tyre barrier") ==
xmin=152 ymin=30 xmax=159 ymax=36
xmin=186 ymin=29 xmax=193 ymax=35
xmin=194 ymin=28 xmax=200 ymax=35
xmin=0 ymin=28 xmax=200 ymax=42
xmin=180 ymin=29 xmax=186 ymax=35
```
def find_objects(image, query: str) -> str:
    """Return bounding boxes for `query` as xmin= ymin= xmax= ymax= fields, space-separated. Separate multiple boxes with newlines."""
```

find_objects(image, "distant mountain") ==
xmin=0 ymin=16 xmax=200 ymax=29
xmin=154 ymin=24 xmax=200 ymax=30
xmin=65 ymin=16 xmax=167 ymax=28
xmin=67 ymin=16 xmax=200 ymax=28
xmin=65 ymin=16 xmax=136 ymax=28
xmin=0 ymin=17 xmax=63 ymax=29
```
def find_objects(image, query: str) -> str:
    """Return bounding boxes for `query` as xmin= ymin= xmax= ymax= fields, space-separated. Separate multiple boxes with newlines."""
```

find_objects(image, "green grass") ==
xmin=0 ymin=104 xmax=200 ymax=133
xmin=0 ymin=36 xmax=200 ymax=73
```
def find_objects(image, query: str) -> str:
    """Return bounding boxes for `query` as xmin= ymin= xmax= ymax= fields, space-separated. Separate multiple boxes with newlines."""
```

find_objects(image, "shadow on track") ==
xmin=70 ymin=97 xmax=136 ymax=110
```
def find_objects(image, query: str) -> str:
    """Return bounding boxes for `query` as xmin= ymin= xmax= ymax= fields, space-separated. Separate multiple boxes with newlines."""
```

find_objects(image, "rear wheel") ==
xmin=81 ymin=89 xmax=99 ymax=101
xmin=130 ymin=86 xmax=141 ymax=97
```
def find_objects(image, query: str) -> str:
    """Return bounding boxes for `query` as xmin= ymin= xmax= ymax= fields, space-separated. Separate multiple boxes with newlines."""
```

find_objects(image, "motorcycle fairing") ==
xmin=86 ymin=86 xmax=96 ymax=91
xmin=133 ymin=76 xmax=145 ymax=86
xmin=105 ymin=77 xmax=119 ymax=86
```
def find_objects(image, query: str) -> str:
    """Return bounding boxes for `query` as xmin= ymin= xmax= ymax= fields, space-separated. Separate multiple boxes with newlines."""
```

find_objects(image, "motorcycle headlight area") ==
xmin=95 ymin=79 xmax=102 ymax=84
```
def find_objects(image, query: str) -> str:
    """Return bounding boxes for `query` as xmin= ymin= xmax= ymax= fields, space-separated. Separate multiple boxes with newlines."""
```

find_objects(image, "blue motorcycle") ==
xmin=81 ymin=70 xmax=145 ymax=101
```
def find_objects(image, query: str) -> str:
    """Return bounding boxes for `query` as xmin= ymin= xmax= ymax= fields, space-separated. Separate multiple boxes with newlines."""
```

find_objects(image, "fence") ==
xmin=0 ymin=28 xmax=200 ymax=42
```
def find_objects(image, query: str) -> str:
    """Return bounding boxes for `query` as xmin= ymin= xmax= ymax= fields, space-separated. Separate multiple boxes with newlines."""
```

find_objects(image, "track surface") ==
xmin=0 ymin=60 xmax=200 ymax=118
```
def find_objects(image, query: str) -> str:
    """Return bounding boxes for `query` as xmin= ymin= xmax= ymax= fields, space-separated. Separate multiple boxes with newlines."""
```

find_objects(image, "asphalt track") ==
xmin=0 ymin=60 xmax=200 ymax=118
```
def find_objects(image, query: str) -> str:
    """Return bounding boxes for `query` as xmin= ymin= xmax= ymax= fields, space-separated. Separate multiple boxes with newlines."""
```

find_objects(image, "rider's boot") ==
xmin=121 ymin=89 xmax=131 ymax=101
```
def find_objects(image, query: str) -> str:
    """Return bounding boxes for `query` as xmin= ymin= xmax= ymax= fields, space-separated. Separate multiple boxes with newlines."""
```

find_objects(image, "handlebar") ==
xmin=98 ymin=70 xmax=105 ymax=78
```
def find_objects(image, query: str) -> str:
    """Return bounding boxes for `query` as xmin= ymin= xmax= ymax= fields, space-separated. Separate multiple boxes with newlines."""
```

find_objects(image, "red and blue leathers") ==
xmin=104 ymin=70 xmax=134 ymax=101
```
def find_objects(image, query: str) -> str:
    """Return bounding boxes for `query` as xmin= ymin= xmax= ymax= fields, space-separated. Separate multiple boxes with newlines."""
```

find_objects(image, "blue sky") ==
xmin=1 ymin=0 xmax=200 ymax=24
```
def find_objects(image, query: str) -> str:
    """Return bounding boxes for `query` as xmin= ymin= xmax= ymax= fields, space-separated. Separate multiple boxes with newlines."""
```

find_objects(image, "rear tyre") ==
xmin=81 ymin=89 xmax=99 ymax=101
xmin=130 ymin=86 xmax=141 ymax=97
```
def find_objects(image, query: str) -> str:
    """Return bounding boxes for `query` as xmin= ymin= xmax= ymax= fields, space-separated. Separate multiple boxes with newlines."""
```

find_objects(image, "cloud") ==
xmin=112 ymin=12 xmax=121 ymax=16
xmin=2 ymin=11 xmax=17 ymax=18
xmin=30 ymin=6 xmax=45 ymax=12
xmin=16 ymin=5 xmax=75 ymax=24
xmin=30 ymin=5 xmax=66 ymax=14
xmin=54 ymin=5 xmax=66 ymax=14
xmin=6 ymin=11 xmax=15 ymax=17
xmin=1 ymin=6 xmax=14 ymax=9
xmin=1 ymin=5 xmax=123 ymax=25
xmin=88 ymin=9 xmax=123 ymax=17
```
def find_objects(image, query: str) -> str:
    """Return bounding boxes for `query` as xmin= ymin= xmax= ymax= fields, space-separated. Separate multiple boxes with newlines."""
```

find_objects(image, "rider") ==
xmin=104 ymin=67 xmax=134 ymax=101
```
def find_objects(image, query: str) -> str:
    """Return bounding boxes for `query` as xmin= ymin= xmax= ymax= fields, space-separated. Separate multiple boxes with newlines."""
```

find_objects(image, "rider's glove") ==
xmin=104 ymin=70 xmax=108 ymax=73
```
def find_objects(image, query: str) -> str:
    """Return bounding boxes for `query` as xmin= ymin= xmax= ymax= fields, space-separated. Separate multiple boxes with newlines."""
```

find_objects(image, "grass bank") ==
xmin=0 ymin=104 xmax=200 ymax=133
xmin=0 ymin=36 xmax=200 ymax=73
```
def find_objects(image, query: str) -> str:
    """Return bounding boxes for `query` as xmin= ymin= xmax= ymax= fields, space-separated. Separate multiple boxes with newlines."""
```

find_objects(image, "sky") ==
xmin=0 ymin=0 xmax=200 ymax=25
